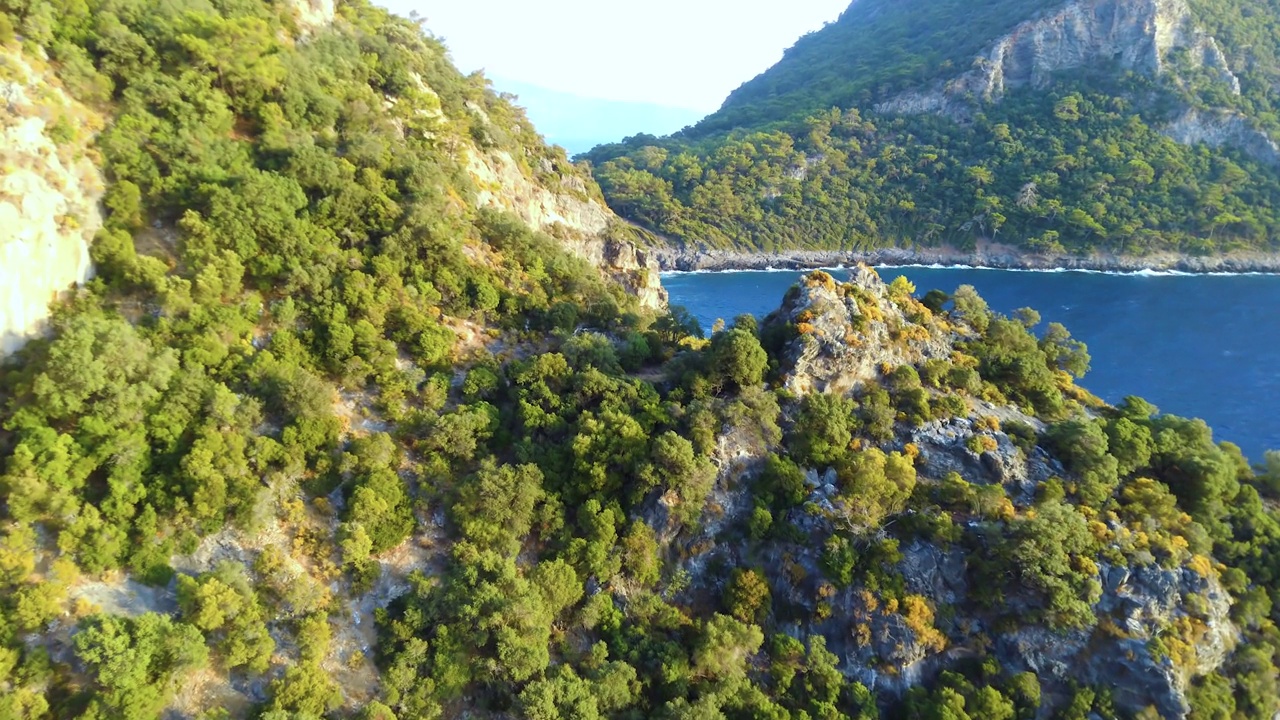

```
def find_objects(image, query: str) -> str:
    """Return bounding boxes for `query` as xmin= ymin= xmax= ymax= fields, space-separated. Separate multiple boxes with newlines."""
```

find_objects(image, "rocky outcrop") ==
xmin=909 ymin=414 xmax=1064 ymax=505
xmin=288 ymin=0 xmax=335 ymax=35
xmin=465 ymin=148 xmax=612 ymax=236
xmin=598 ymin=231 xmax=668 ymax=309
xmin=0 ymin=49 xmax=103 ymax=356
xmin=658 ymin=267 xmax=1238 ymax=716
xmin=877 ymin=0 xmax=1239 ymax=116
xmin=767 ymin=266 xmax=951 ymax=396
xmin=996 ymin=563 xmax=1236 ymax=718
xmin=1163 ymin=106 xmax=1280 ymax=166
xmin=465 ymin=147 xmax=667 ymax=309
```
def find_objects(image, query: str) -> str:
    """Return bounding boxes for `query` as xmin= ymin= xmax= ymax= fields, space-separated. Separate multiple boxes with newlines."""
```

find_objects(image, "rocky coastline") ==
xmin=650 ymin=245 xmax=1280 ymax=274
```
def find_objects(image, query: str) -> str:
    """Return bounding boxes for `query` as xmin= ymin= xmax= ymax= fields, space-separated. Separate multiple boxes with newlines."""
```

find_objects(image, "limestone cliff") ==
xmin=1162 ymin=106 xmax=1280 ymax=165
xmin=878 ymin=0 xmax=1238 ymax=113
xmin=874 ymin=0 xmax=1277 ymax=163
xmin=463 ymin=145 xmax=668 ymax=310
xmin=394 ymin=53 xmax=666 ymax=310
xmin=0 ymin=48 xmax=103 ymax=355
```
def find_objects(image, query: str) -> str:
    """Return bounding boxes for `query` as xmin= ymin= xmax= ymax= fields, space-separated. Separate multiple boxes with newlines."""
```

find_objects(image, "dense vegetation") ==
xmin=584 ymin=0 xmax=1280 ymax=257
xmin=1 ymin=2 xmax=1279 ymax=720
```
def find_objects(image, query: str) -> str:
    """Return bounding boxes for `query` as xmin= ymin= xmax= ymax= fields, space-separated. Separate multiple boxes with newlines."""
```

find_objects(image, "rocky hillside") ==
xmin=3 ymin=3 xmax=1280 ymax=720
xmin=585 ymin=0 xmax=1280 ymax=263
xmin=0 ymin=0 xmax=661 ymax=358
xmin=768 ymin=266 xmax=952 ymax=396
xmin=662 ymin=268 xmax=1257 ymax=718
xmin=463 ymin=142 xmax=666 ymax=309
xmin=871 ymin=0 xmax=1280 ymax=167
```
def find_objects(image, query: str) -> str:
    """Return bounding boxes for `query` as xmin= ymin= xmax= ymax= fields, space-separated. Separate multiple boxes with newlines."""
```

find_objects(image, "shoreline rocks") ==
xmin=649 ymin=245 xmax=1280 ymax=275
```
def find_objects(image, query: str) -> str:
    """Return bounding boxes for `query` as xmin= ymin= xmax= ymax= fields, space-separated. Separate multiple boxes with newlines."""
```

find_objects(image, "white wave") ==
xmin=662 ymin=264 xmax=1280 ymax=278
xmin=877 ymin=264 xmax=1276 ymax=278
xmin=659 ymin=268 xmax=717 ymax=277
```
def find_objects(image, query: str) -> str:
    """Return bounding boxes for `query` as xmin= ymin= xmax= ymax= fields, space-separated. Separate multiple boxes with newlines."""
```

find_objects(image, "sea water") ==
xmin=662 ymin=267 xmax=1280 ymax=462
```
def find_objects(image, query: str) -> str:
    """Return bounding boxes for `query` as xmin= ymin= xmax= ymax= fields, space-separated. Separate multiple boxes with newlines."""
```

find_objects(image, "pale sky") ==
xmin=376 ymin=0 xmax=851 ymax=112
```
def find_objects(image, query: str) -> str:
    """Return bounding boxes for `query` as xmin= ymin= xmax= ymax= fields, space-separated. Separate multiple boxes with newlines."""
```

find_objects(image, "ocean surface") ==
xmin=662 ymin=267 xmax=1280 ymax=462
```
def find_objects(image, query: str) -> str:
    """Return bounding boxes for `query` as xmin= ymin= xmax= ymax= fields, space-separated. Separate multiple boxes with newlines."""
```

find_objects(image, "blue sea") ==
xmin=662 ymin=267 xmax=1280 ymax=463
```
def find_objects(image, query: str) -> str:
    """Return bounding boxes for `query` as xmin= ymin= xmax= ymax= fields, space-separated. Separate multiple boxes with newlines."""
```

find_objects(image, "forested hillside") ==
xmin=2 ymin=2 xmax=1280 ymax=720
xmin=585 ymin=0 xmax=1280 ymax=259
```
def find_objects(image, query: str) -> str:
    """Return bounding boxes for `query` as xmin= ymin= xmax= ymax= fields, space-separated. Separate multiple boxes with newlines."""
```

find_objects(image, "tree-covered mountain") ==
xmin=2 ymin=2 xmax=1280 ymax=720
xmin=585 ymin=0 xmax=1280 ymax=260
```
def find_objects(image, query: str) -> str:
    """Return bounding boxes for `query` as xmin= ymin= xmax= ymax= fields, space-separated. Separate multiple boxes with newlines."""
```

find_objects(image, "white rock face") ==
xmin=0 ymin=50 xmax=103 ymax=356
xmin=873 ymin=0 xmax=1280 ymax=165
xmin=465 ymin=149 xmax=612 ymax=238
xmin=289 ymin=0 xmax=336 ymax=35
xmin=1163 ymin=106 xmax=1280 ymax=166
xmin=464 ymin=147 xmax=667 ymax=309
xmin=878 ymin=0 xmax=1240 ymax=112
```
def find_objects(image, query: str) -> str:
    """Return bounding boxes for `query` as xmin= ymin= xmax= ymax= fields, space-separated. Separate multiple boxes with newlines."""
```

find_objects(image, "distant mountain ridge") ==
xmin=585 ymin=0 xmax=1280 ymax=263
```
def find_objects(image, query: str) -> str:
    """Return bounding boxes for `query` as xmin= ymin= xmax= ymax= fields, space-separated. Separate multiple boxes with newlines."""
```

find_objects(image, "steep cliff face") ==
xmin=384 ymin=49 xmax=667 ymax=310
xmin=464 ymin=144 xmax=668 ymax=309
xmin=877 ymin=0 xmax=1239 ymax=115
xmin=1163 ymin=106 xmax=1280 ymax=165
xmin=0 ymin=49 xmax=103 ymax=356
xmin=871 ymin=0 xmax=1280 ymax=166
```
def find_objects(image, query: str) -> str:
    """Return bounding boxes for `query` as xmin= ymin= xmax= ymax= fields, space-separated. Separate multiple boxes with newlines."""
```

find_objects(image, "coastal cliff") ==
xmin=0 ymin=2 xmax=663 ymax=358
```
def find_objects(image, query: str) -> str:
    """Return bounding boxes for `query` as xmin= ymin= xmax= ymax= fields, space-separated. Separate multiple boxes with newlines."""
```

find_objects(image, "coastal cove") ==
xmin=663 ymin=266 xmax=1280 ymax=461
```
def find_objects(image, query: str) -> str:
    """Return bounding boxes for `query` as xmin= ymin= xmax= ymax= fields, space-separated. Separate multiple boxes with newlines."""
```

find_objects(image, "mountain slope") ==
xmin=0 ymin=0 xmax=663 ymax=358
xmin=690 ymin=0 xmax=1052 ymax=136
xmin=586 ymin=0 xmax=1280 ymax=262
xmin=3 ymin=2 xmax=1280 ymax=720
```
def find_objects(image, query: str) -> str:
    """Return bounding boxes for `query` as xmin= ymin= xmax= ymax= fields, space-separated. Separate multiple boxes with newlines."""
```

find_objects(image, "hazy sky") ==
xmin=376 ymin=0 xmax=850 ymax=111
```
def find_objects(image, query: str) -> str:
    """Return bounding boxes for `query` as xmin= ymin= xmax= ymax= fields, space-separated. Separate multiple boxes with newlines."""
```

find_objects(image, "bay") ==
xmin=662 ymin=267 xmax=1280 ymax=462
